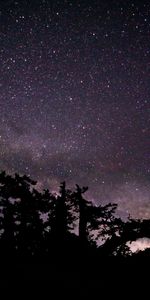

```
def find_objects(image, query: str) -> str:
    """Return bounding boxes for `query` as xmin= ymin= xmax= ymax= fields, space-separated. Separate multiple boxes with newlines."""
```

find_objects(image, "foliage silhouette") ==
xmin=0 ymin=170 xmax=150 ymax=266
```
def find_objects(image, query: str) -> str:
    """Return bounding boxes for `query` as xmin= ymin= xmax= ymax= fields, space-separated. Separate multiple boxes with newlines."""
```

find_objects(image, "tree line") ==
xmin=0 ymin=171 xmax=150 ymax=262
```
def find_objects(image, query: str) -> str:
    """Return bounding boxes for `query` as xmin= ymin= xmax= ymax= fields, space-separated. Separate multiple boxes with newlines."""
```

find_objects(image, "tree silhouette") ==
xmin=0 ymin=169 xmax=150 ymax=265
xmin=0 ymin=196 xmax=17 ymax=258
xmin=100 ymin=217 xmax=150 ymax=256
xmin=0 ymin=171 xmax=19 ymax=258
xmin=45 ymin=182 xmax=73 ymax=239
xmin=0 ymin=172 xmax=44 ymax=259
xmin=74 ymin=184 xmax=89 ymax=244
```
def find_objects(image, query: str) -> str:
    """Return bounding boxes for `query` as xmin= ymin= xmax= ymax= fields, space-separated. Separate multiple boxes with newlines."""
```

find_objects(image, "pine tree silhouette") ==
xmin=50 ymin=182 xmax=77 ymax=246
xmin=0 ymin=171 xmax=18 ymax=259
xmin=0 ymin=197 xmax=17 ymax=259
xmin=1 ymin=169 xmax=150 ymax=266
xmin=75 ymin=184 xmax=89 ymax=244
xmin=13 ymin=174 xmax=44 ymax=258
xmin=0 ymin=172 xmax=43 ymax=259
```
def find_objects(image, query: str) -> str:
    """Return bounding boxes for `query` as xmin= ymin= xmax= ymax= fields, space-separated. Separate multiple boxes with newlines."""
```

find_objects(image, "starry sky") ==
xmin=0 ymin=0 xmax=149 ymax=219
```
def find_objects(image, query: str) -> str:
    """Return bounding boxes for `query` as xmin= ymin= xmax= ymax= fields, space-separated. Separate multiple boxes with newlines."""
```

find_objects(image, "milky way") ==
xmin=0 ymin=0 xmax=149 ymax=218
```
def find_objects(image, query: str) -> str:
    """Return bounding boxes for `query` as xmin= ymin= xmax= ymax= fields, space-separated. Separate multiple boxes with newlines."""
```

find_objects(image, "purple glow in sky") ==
xmin=0 ymin=0 xmax=150 ymax=218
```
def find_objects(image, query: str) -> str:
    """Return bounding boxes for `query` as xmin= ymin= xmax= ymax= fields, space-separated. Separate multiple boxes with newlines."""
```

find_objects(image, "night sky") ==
xmin=0 ymin=0 xmax=149 ymax=219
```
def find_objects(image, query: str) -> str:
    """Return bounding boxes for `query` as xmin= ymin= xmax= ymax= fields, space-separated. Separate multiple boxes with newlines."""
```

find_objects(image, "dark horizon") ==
xmin=1 ymin=169 xmax=150 ymax=254
xmin=0 ymin=169 xmax=150 ymax=294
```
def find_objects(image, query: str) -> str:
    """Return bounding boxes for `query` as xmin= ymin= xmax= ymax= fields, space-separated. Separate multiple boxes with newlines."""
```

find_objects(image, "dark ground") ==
xmin=0 ymin=258 xmax=149 ymax=298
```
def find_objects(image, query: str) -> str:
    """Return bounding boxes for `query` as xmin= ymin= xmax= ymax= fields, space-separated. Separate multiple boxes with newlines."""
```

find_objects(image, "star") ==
xmin=0 ymin=0 xmax=149 ymax=219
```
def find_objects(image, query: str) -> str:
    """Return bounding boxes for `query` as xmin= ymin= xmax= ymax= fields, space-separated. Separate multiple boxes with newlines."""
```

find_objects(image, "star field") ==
xmin=0 ymin=0 xmax=150 ymax=218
